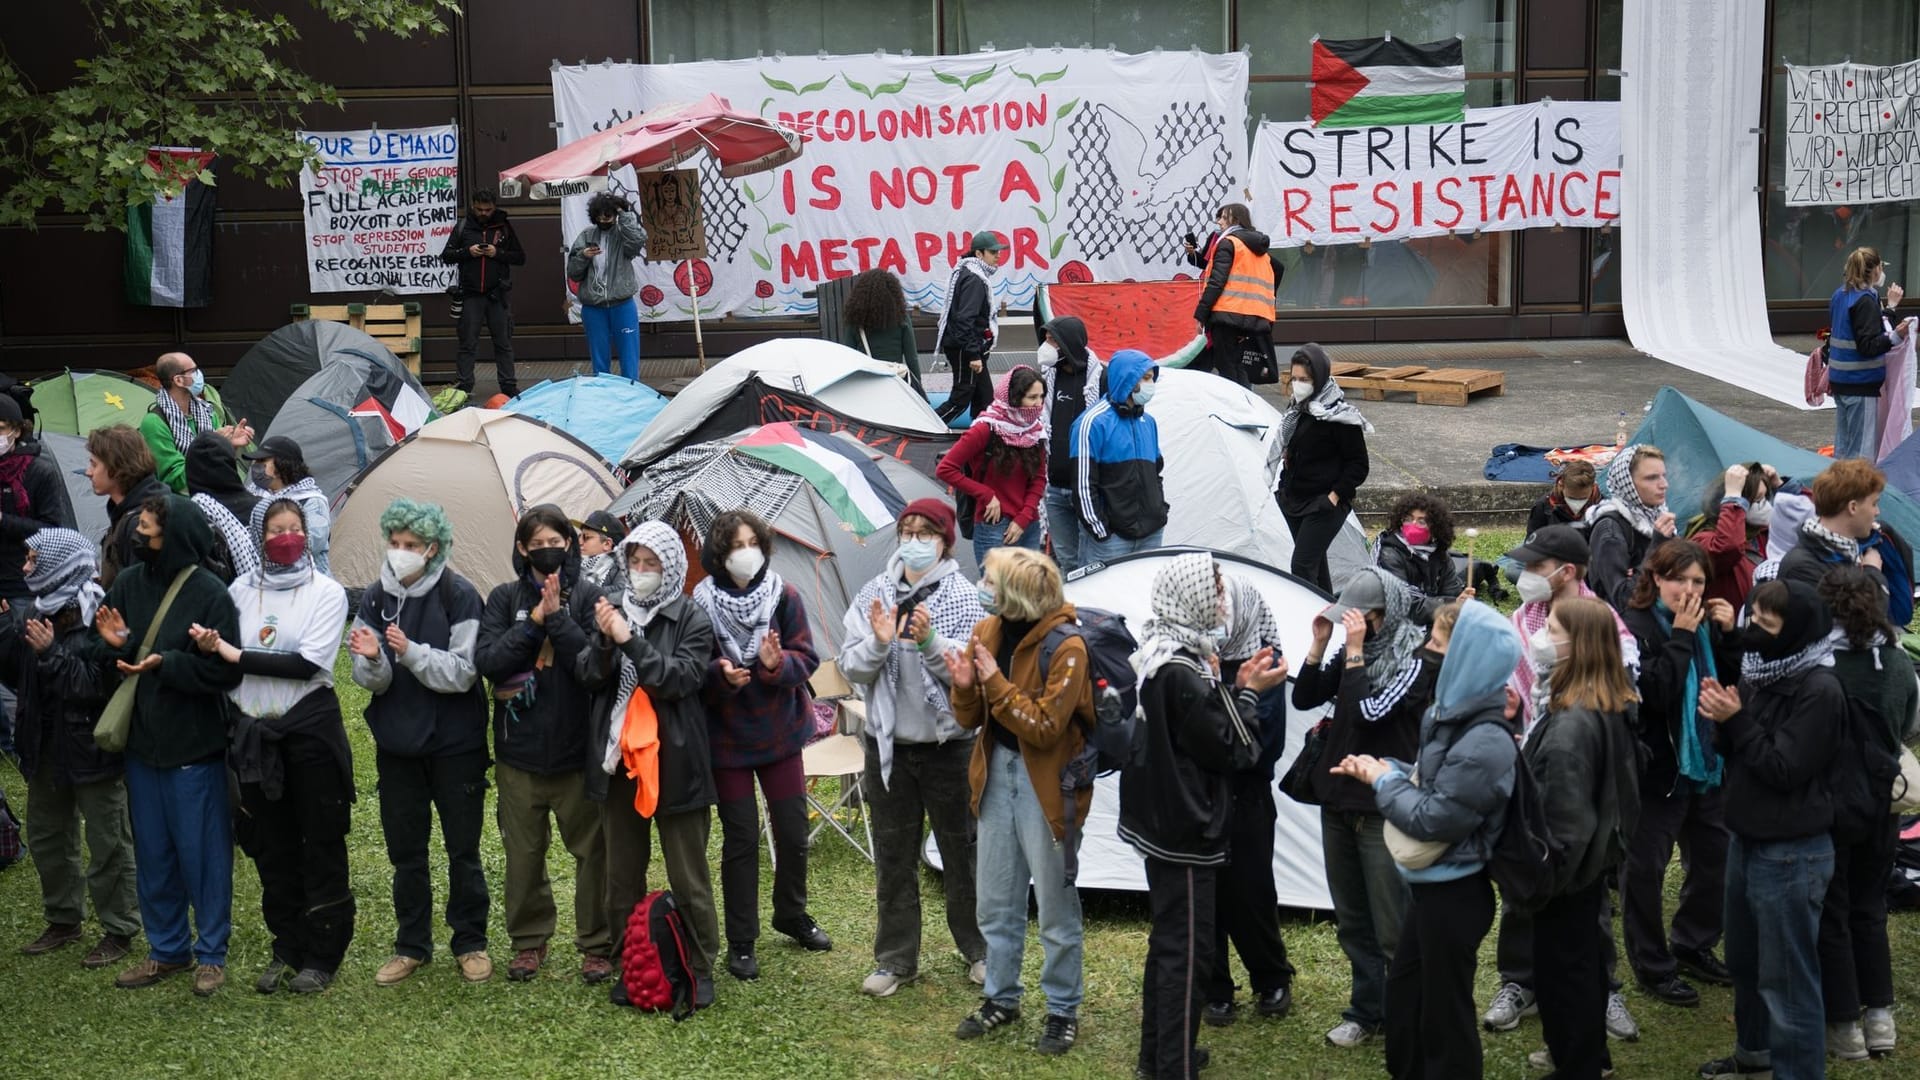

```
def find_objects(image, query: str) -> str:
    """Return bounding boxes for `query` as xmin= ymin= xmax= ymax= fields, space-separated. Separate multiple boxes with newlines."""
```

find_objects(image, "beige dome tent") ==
xmin=329 ymin=409 xmax=625 ymax=594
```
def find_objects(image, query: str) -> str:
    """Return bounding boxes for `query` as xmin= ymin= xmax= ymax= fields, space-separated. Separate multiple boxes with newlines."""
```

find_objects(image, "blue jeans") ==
xmin=581 ymin=298 xmax=640 ymax=380
xmin=125 ymin=759 xmax=234 ymax=966
xmin=1322 ymin=808 xmax=1409 ymax=1029
xmin=1723 ymin=833 xmax=1834 ymax=1080
xmin=1833 ymin=394 xmax=1879 ymax=461
xmin=1043 ymin=486 xmax=1085 ymax=573
xmin=975 ymin=742 xmax=1084 ymax=1017
xmin=1082 ymin=528 xmax=1165 ymax=569
xmin=971 ymin=515 xmax=1044 ymax=567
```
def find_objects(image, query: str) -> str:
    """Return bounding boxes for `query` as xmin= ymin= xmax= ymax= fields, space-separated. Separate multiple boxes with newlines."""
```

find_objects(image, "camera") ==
xmin=446 ymin=284 xmax=464 ymax=319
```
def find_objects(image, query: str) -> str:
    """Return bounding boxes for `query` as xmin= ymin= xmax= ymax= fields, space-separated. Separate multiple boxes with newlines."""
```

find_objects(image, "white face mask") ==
xmin=1516 ymin=568 xmax=1557 ymax=605
xmin=0 ymin=433 xmax=13 ymax=457
xmin=1564 ymin=495 xmax=1590 ymax=513
xmin=1747 ymin=499 xmax=1773 ymax=529
xmin=1035 ymin=341 xmax=1060 ymax=369
xmin=1528 ymin=624 xmax=1562 ymax=675
xmin=1290 ymin=380 xmax=1314 ymax=403
xmin=898 ymin=538 xmax=939 ymax=571
xmin=1876 ymin=269 xmax=1888 ymax=289
xmin=386 ymin=548 xmax=427 ymax=582
xmin=629 ymin=571 xmax=664 ymax=599
xmin=725 ymin=546 xmax=766 ymax=586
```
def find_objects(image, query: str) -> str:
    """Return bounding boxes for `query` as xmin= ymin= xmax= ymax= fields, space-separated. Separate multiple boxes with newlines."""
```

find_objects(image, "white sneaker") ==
xmin=1605 ymin=991 xmax=1641 ymax=1042
xmin=1864 ymin=1007 xmax=1896 ymax=1056
xmin=1529 ymin=1048 xmax=1614 ymax=1077
xmin=968 ymin=960 xmax=986 ymax=987
xmin=1828 ymin=1020 xmax=1869 ymax=1061
xmin=1483 ymin=982 xmax=1538 ymax=1032
xmin=1325 ymin=1020 xmax=1375 ymax=1047
xmin=861 ymin=969 xmax=908 ymax=997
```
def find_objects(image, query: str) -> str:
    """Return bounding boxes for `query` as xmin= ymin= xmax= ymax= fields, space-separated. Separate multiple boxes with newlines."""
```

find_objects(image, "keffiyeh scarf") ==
xmin=975 ymin=365 xmax=1046 ymax=447
xmin=23 ymin=527 xmax=104 ymax=625
xmin=1129 ymin=551 xmax=1222 ymax=683
xmin=249 ymin=477 xmax=325 ymax=539
xmin=1356 ymin=568 xmax=1429 ymax=687
xmin=154 ymin=390 xmax=215 ymax=455
xmin=1740 ymin=633 xmax=1835 ymax=690
xmin=193 ymin=493 xmax=261 ymax=582
xmin=1800 ymin=517 xmax=1860 ymax=562
xmin=603 ymin=522 xmax=690 ymax=775
xmin=934 ymin=256 xmax=999 ymax=353
xmin=1219 ymin=573 xmax=1280 ymax=663
xmin=1280 ymin=375 xmax=1374 ymax=449
xmin=853 ymin=554 xmax=987 ymax=784
xmin=1592 ymin=445 xmax=1669 ymax=538
xmin=692 ymin=563 xmax=785 ymax=666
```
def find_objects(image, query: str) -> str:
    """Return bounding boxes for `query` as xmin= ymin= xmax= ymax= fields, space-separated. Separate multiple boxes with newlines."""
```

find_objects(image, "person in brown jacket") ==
xmin=946 ymin=547 xmax=1093 ymax=1058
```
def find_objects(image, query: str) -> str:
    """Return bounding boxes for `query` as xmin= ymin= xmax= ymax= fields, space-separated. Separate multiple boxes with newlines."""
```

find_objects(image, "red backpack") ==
xmin=610 ymin=890 xmax=696 ymax=1019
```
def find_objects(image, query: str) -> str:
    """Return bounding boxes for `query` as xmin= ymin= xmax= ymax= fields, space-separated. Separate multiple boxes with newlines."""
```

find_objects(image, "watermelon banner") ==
xmin=1038 ymin=282 xmax=1206 ymax=369
xmin=549 ymin=50 xmax=1248 ymax=321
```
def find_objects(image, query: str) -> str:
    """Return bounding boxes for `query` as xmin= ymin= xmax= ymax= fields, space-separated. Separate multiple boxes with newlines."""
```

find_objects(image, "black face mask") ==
xmin=135 ymin=542 xmax=163 ymax=567
xmin=526 ymin=547 xmax=567 ymax=578
xmin=1734 ymin=623 xmax=1783 ymax=658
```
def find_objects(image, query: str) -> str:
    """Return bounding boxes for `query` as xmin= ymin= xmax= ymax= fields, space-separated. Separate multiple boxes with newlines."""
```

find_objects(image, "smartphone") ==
xmin=1183 ymin=231 xmax=1198 ymax=246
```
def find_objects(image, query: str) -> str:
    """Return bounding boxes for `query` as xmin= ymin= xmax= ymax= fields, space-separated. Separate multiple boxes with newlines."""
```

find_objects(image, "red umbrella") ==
xmin=496 ymin=93 xmax=800 ymax=199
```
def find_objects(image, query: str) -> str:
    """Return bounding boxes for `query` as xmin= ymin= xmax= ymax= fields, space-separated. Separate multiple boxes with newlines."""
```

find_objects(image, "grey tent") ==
xmin=222 ymin=320 xmax=408 ymax=436
xmin=39 ymin=432 xmax=110 ymax=546
xmin=265 ymin=347 xmax=434 ymax=499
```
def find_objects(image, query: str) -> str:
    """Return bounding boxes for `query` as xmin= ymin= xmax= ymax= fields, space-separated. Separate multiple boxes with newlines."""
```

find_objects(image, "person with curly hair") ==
xmin=1370 ymin=492 xmax=1468 ymax=625
xmin=937 ymin=366 xmax=1048 ymax=566
xmin=566 ymin=191 xmax=648 ymax=381
xmin=840 ymin=268 xmax=925 ymax=397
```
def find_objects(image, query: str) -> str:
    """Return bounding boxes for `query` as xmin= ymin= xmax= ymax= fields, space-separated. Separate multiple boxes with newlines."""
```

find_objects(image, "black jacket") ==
xmin=100 ymin=473 xmax=173 ymax=590
xmin=1372 ymin=531 xmax=1467 ymax=625
xmin=476 ymin=542 xmax=609 ymax=777
xmin=1586 ymin=514 xmax=1667 ymax=613
xmin=352 ymin=566 xmax=489 ymax=758
xmin=1526 ymin=493 xmax=1590 ymax=535
xmin=1525 ymin=704 xmax=1642 ymax=895
xmin=1042 ymin=316 xmax=1100 ymax=489
xmin=1620 ymin=605 xmax=1742 ymax=798
xmin=184 ymin=430 xmax=258 ymax=526
xmin=1718 ymin=666 xmax=1844 ymax=841
xmin=938 ymin=265 xmax=993 ymax=358
xmin=1777 ymin=523 xmax=1909 ymax=598
xmin=1118 ymin=656 xmax=1260 ymax=865
xmin=440 ymin=208 xmax=526 ymax=298
xmin=0 ymin=438 xmax=77 ymax=602
xmin=1292 ymin=647 xmax=1439 ymax=814
xmin=0 ymin=606 xmax=121 ymax=785
xmin=584 ymin=595 xmax=717 ymax=815
xmin=1830 ymin=292 xmax=1900 ymax=397
xmin=1281 ymin=411 xmax=1369 ymax=509
xmin=1194 ymin=227 xmax=1275 ymax=332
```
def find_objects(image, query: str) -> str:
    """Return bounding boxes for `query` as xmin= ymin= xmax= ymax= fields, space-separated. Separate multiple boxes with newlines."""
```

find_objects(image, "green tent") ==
xmin=29 ymin=369 xmax=159 ymax=435
xmin=1625 ymin=386 xmax=1920 ymax=549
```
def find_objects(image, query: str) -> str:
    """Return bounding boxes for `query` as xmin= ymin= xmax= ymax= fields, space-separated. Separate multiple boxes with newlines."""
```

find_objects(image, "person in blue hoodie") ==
xmin=1334 ymin=602 xmax=1523 ymax=1080
xmin=1070 ymin=348 xmax=1168 ymax=567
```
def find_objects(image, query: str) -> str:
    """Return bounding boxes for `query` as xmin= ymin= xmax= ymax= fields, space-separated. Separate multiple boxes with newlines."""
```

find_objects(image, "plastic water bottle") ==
xmin=1615 ymin=412 xmax=1628 ymax=449
xmin=1094 ymin=679 xmax=1127 ymax=726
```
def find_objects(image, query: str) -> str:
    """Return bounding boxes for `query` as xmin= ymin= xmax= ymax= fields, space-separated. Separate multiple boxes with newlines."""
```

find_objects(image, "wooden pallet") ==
xmin=289 ymin=302 xmax=423 ymax=374
xmin=1330 ymin=363 xmax=1504 ymax=406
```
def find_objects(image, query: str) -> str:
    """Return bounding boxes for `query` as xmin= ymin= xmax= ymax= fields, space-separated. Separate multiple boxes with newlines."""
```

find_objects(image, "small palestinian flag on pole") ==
xmin=125 ymin=147 xmax=216 ymax=307
xmin=1310 ymin=37 xmax=1467 ymax=128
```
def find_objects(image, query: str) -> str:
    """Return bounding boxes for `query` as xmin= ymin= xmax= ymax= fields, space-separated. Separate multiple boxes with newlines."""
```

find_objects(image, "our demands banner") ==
xmin=550 ymin=50 xmax=1248 ymax=321
xmin=1248 ymin=101 xmax=1621 ymax=248
xmin=300 ymin=125 xmax=460 ymax=294
xmin=1784 ymin=59 xmax=1920 ymax=206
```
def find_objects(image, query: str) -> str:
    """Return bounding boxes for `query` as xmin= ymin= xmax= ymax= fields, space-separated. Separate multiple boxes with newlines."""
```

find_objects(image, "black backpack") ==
xmin=1471 ymin=718 xmax=1562 ymax=913
xmin=1831 ymin=693 xmax=1899 ymax=843
xmin=1039 ymin=607 xmax=1139 ymax=777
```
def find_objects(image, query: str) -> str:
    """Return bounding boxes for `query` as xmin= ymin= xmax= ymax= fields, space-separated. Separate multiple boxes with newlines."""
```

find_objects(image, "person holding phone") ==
xmin=566 ymin=191 xmax=648 ymax=381
xmin=440 ymin=190 xmax=525 ymax=399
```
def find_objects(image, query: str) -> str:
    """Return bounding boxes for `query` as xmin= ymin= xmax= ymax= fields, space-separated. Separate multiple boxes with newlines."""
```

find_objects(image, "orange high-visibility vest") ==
xmin=1201 ymin=232 xmax=1276 ymax=321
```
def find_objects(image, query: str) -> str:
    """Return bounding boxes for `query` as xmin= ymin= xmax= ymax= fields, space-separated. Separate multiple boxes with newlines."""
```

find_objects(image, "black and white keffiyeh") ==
xmin=1592 ymin=445 xmax=1669 ymax=538
xmin=1219 ymin=573 xmax=1281 ymax=663
xmin=1800 ymin=517 xmax=1860 ymax=562
xmin=24 ymin=527 xmax=104 ymax=624
xmin=193 ymin=493 xmax=261 ymax=582
xmin=934 ymin=256 xmax=999 ymax=353
xmin=1740 ymin=635 xmax=1835 ymax=689
xmin=154 ymin=389 xmax=215 ymax=454
xmin=1350 ymin=566 xmax=1428 ymax=687
xmin=851 ymin=553 xmax=987 ymax=784
xmin=1280 ymin=377 xmax=1373 ymax=449
xmin=691 ymin=563 xmax=785 ymax=666
xmin=602 ymin=521 xmax=690 ymax=775
xmin=1130 ymin=551 xmax=1223 ymax=683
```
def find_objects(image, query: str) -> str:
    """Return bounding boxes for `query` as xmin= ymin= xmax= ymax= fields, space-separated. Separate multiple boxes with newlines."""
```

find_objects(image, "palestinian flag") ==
xmin=734 ymin=423 xmax=906 ymax=537
xmin=125 ymin=148 xmax=216 ymax=307
xmin=350 ymin=364 xmax=435 ymax=441
xmin=1311 ymin=37 xmax=1466 ymax=128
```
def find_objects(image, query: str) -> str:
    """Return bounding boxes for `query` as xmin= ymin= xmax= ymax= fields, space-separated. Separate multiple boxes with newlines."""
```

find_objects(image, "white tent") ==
xmin=621 ymin=338 xmax=944 ymax=469
xmin=927 ymin=547 xmax=1341 ymax=910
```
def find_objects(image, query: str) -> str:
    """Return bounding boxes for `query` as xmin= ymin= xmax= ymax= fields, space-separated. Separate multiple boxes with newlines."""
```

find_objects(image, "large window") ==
xmin=648 ymin=1 xmax=935 ymax=62
xmin=943 ymin=0 xmax=1227 ymax=54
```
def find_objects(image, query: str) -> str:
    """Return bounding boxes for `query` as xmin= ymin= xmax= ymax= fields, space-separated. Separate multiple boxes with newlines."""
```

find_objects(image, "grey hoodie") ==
xmin=566 ymin=210 xmax=648 ymax=306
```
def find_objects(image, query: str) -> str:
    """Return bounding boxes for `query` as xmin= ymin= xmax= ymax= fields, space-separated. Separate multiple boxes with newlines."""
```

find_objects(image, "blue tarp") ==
xmin=1485 ymin=444 xmax=1574 ymax=483
xmin=503 ymin=374 xmax=668 ymax=465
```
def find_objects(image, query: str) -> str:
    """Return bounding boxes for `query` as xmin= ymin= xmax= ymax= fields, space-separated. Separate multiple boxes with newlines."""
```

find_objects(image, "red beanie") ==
xmin=899 ymin=497 xmax=957 ymax=548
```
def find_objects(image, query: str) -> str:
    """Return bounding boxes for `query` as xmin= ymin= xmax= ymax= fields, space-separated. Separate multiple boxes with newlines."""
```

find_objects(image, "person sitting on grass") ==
xmin=1371 ymin=491 xmax=1469 ymax=625
xmin=1526 ymin=459 xmax=1600 ymax=535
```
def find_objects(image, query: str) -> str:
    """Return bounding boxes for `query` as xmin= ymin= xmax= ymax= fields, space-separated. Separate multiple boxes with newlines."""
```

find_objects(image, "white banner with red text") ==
xmin=299 ymin=125 xmax=460 ymax=294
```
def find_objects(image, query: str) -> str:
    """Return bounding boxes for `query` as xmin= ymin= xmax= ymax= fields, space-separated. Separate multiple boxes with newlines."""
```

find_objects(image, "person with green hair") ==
xmin=346 ymin=498 xmax=495 ymax=986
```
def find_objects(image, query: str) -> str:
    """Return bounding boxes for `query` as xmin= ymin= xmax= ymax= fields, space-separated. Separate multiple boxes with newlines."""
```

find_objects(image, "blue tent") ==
xmin=503 ymin=374 xmax=668 ymax=465
xmin=1625 ymin=386 xmax=1920 ymax=547
xmin=1881 ymin=427 xmax=1920 ymax=509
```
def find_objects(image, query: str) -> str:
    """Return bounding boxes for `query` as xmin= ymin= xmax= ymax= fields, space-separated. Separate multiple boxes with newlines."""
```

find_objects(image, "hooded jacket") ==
xmin=1778 ymin=520 xmax=1914 ymax=626
xmin=583 ymin=593 xmax=716 ymax=814
xmin=184 ymin=430 xmax=258 ymax=526
xmin=441 ymin=207 xmax=526 ymax=297
xmin=1620 ymin=604 xmax=1742 ymax=797
xmin=1193 ymin=226 xmax=1275 ymax=332
xmin=1040 ymin=316 xmax=1104 ymax=489
xmin=566 ymin=210 xmax=648 ymax=307
xmin=838 ymin=557 xmax=979 ymax=759
xmin=1280 ymin=343 xmax=1369 ymax=508
xmin=475 ymin=512 xmax=610 ymax=776
xmin=87 ymin=495 xmax=243 ymax=769
xmin=1120 ymin=655 xmax=1262 ymax=866
xmin=1525 ymin=703 xmax=1642 ymax=896
xmin=0 ymin=436 xmax=77 ymax=601
xmin=952 ymin=606 xmax=1094 ymax=841
xmin=937 ymin=259 xmax=995 ymax=358
xmin=100 ymin=473 xmax=174 ymax=589
xmin=350 ymin=560 xmax=488 ymax=758
xmin=1372 ymin=529 xmax=1467 ymax=625
xmin=1717 ymin=587 xmax=1845 ymax=841
xmin=1070 ymin=349 xmax=1167 ymax=542
xmin=0 ymin=605 xmax=121 ymax=785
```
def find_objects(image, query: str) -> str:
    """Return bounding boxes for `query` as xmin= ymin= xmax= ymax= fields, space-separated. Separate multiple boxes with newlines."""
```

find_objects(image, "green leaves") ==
xmin=1016 ymin=138 xmax=1045 ymax=156
xmin=935 ymin=65 xmax=997 ymax=91
xmin=1031 ymin=206 xmax=1051 ymax=225
xmin=1057 ymin=98 xmax=1080 ymax=120
xmin=1050 ymin=235 xmax=1069 ymax=259
xmin=798 ymin=76 xmax=836 ymax=94
xmin=761 ymin=74 xmax=800 ymax=94
xmin=1013 ymin=66 xmax=1068 ymax=87
xmin=846 ymin=72 xmax=911 ymax=103
xmin=1050 ymin=165 xmax=1067 ymax=193
xmin=765 ymin=222 xmax=791 ymax=235
xmin=762 ymin=72 xmax=837 ymax=96
xmin=751 ymin=250 xmax=773 ymax=271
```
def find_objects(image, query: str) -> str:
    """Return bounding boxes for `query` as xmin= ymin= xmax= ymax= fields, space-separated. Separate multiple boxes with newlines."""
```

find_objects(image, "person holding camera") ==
xmin=567 ymin=192 xmax=648 ymax=382
xmin=440 ymin=190 xmax=526 ymax=399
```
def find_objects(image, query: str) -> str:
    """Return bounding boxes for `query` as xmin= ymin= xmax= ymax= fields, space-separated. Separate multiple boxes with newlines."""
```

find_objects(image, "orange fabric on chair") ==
xmin=618 ymin=686 xmax=662 ymax=818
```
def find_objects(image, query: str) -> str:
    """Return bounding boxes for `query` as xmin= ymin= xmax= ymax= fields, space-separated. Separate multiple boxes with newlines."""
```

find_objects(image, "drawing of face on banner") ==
xmin=640 ymin=170 xmax=707 ymax=263
xmin=549 ymin=50 xmax=1250 ymax=322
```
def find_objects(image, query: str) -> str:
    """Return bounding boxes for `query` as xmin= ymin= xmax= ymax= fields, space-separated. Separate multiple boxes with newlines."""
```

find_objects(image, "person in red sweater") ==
xmin=937 ymin=365 xmax=1048 ymax=567
xmin=1685 ymin=462 xmax=1777 ymax=611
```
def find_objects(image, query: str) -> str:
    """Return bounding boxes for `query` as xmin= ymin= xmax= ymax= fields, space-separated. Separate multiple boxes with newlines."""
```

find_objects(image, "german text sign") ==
xmin=299 ymin=125 xmax=461 ymax=293
xmin=1784 ymin=60 xmax=1920 ymax=206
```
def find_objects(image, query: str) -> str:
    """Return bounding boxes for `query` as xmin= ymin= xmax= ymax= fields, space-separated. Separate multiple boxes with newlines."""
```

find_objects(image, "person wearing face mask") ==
xmin=938 ymin=366 xmax=1050 ymax=565
xmin=1695 ymin=581 xmax=1845 ymax=1080
xmin=1586 ymin=444 xmax=1676 ymax=613
xmin=1825 ymin=246 xmax=1907 ymax=461
xmin=139 ymin=352 xmax=252 ymax=495
xmin=566 ymin=192 xmax=647 ymax=381
xmin=574 ymin=509 xmax=628 ymax=590
xmin=1035 ymin=316 xmax=1104 ymax=572
xmin=190 ymin=499 xmax=353 ymax=995
xmin=0 ymin=392 xmax=77 ymax=607
xmin=584 ymin=521 xmax=721 ymax=1010
xmin=1071 ymin=348 xmax=1169 ymax=565
xmin=690 ymin=508 xmax=830 ymax=980
xmin=1684 ymin=463 xmax=1778 ymax=611
xmin=1526 ymin=459 xmax=1600 ymax=536
xmin=837 ymin=499 xmax=989 ymax=999
xmin=243 ymin=436 xmax=332 ymax=577
xmin=476 ymin=505 xmax=614 ymax=985
xmin=348 ymin=498 xmax=493 ymax=986
xmin=1280 ymin=343 xmax=1371 ymax=593
xmin=86 ymin=495 xmax=242 ymax=997
xmin=935 ymin=231 xmax=1006 ymax=425
xmin=1776 ymin=459 xmax=1914 ymax=626
xmin=1616 ymin=541 xmax=1740 ymax=1014
xmin=840 ymin=268 xmax=926 ymax=397
xmin=1289 ymin=568 xmax=1438 ymax=1050
xmin=1121 ymin=553 xmax=1287 ymax=1078
xmin=1371 ymin=493 xmax=1469 ymax=626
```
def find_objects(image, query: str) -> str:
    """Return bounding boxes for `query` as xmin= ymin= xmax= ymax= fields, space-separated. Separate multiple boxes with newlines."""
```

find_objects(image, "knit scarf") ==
xmin=1130 ymin=551 xmax=1222 ymax=683
xmin=1652 ymin=601 xmax=1722 ymax=788
xmin=23 ymin=527 xmax=103 ymax=625
xmin=154 ymin=390 xmax=215 ymax=455
xmin=1800 ymin=517 xmax=1860 ymax=562
xmin=603 ymin=522 xmax=689 ymax=776
xmin=192 ymin=493 xmax=261 ymax=583
xmin=0 ymin=450 xmax=32 ymax=519
xmin=852 ymin=554 xmax=987 ymax=785
xmin=934 ymin=256 xmax=998 ymax=353
xmin=1740 ymin=633 xmax=1835 ymax=690
xmin=1592 ymin=445 xmax=1668 ymax=538
xmin=692 ymin=564 xmax=785 ymax=666
xmin=974 ymin=365 xmax=1046 ymax=447
xmin=1280 ymin=374 xmax=1373 ymax=450
xmin=1219 ymin=572 xmax=1281 ymax=663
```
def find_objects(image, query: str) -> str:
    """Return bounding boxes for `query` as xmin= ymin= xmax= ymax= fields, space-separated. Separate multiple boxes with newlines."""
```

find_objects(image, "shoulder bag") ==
xmin=94 ymin=567 xmax=196 ymax=752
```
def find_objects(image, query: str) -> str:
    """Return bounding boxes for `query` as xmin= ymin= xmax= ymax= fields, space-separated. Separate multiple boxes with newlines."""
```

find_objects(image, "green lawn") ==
xmin=4 ymin=537 xmax=1918 ymax=1078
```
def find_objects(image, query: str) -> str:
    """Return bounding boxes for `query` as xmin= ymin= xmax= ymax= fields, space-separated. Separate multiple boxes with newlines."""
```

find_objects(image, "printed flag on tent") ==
xmin=733 ymin=423 xmax=906 ymax=537
xmin=349 ymin=363 xmax=435 ymax=441
xmin=1310 ymin=37 xmax=1466 ymax=128
xmin=125 ymin=147 xmax=216 ymax=307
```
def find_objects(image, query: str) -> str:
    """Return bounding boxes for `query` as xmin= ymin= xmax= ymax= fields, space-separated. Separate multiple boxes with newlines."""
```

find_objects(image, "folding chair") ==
xmin=762 ymin=660 xmax=874 ymax=865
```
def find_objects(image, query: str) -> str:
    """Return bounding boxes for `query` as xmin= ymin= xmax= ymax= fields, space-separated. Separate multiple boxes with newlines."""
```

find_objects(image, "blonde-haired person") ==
xmin=1521 ymin=598 xmax=1643 ymax=1080
xmin=946 ymin=546 xmax=1093 ymax=1057
xmin=1587 ymin=445 xmax=1675 ymax=612
xmin=1826 ymin=247 xmax=1907 ymax=460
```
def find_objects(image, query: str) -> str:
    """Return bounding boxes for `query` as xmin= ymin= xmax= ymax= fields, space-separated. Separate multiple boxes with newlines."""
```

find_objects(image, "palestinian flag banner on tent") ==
xmin=350 ymin=362 xmax=434 ymax=442
xmin=733 ymin=422 xmax=907 ymax=537
xmin=1310 ymin=37 xmax=1466 ymax=128
xmin=125 ymin=147 xmax=216 ymax=307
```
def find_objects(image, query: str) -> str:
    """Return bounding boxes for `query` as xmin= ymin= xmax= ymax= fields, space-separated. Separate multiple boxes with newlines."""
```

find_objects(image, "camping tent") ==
xmin=611 ymin=425 xmax=977 ymax=653
xmin=1627 ymin=386 xmax=1920 ymax=547
xmin=925 ymin=547 xmax=1338 ymax=909
xmin=621 ymin=338 xmax=945 ymax=470
xmin=39 ymin=432 xmax=110 ymax=545
xmin=328 ymin=410 xmax=625 ymax=594
xmin=28 ymin=370 xmax=158 ymax=435
xmin=1142 ymin=368 xmax=1371 ymax=592
xmin=505 ymin=374 xmax=669 ymax=466
xmin=264 ymin=348 xmax=434 ymax=500
xmin=222 ymin=321 xmax=408 ymax=436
